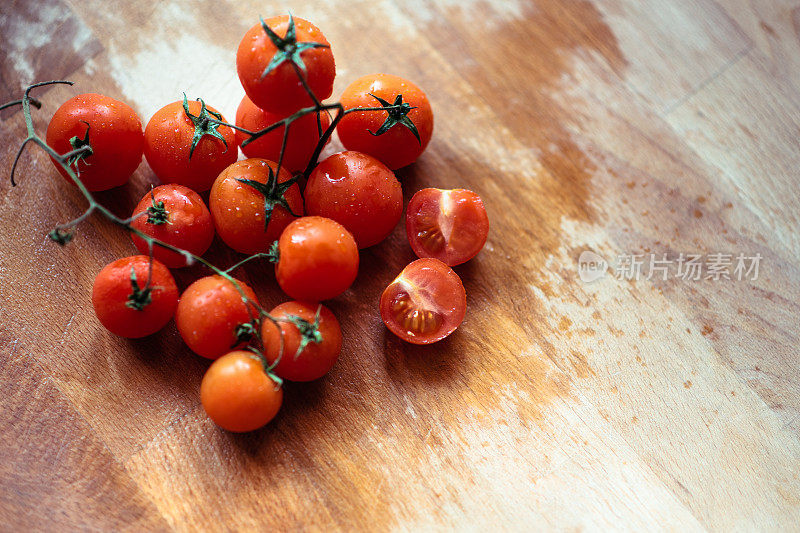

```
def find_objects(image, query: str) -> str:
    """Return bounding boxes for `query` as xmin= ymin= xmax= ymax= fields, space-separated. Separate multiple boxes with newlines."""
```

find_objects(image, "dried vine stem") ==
xmin=3 ymin=16 xmax=412 ymax=378
xmin=3 ymin=80 xmax=288 ymax=377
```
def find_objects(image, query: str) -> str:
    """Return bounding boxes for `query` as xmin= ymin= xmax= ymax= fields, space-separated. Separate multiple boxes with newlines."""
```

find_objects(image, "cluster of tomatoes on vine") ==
xmin=14 ymin=15 xmax=489 ymax=433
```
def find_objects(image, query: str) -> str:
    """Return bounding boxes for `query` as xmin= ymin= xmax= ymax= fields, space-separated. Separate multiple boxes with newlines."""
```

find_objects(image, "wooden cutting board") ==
xmin=2 ymin=0 xmax=799 ymax=530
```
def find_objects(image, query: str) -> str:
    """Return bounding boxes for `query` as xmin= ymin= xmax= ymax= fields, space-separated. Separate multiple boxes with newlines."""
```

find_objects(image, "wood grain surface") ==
xmin=2 ymin=0 xmax=800 ymax=530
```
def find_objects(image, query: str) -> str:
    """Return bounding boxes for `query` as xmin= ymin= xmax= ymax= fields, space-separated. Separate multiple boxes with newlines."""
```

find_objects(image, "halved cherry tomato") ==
xmin=92 ymin=255 xmax=178 ymax=338
xmin=305 ymin=151 xmax=402 ymax=248
xmin=201 ymin=350 xmax=283 ymax=432
xmin=144 ymin=98 xmax=236 ymax=192
xmin=275 ymin=216 xmax=358 ymax=301
xmin=235 ymin=94 xmax=331 ymax=174
xmin=46 ymin=93 xmax=144 ymax=191
xmin=406 ymin=188 xmax=489 ymax=266
xmin=337 ymin=74 xmax=433 ymax=170
xmin=175 ymin=275 xmax=259 ymax=359
xmin=237 ymin=15 xmax=335 ymax=114
xmin=209 ymin=159 xmax=303 ymax=254
xmin=380 ymin=258 xmax=466 ymax=344
xmin=262 ymin=301 xmax=341 ymax=382
xmin=130 ymin=184 xmax=215 ymax=268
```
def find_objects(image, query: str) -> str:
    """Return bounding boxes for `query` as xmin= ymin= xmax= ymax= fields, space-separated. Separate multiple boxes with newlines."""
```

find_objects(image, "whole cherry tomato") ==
xmin=175 ymin=275 xmax=259 ymax=359
xmin=380 ymin=258 xmax=466 ymax=344
xmin=201 ymin=350 xmax=283 ymax=432
xmin=144 ymin=98 xmax=236 ymax=191
xmin=235 ymin=94 xmax=331 ymax=174
xmin=406 ymin=188 xmax=489 ymax=266
xmin=92 ymin=255 xmax=178 ymax=338
xmin=46 ymin=93 xmax=144 ymax=191
xmin=337 ymin=74 xmax=433 ymax=170
xmin=262 ymin=301 xmax=341 ymax=382
xmin=305 ymin=151 xmax=402 ymax=248
xmin=274 ymin=216 xmax=358 ymax=301
xmin=209 ymin=159 xmax=303 ymax=254
xmin=237 ymin=15 xmax=335 ymax=114
xmin=130 ymin=184 xmax=215 ymax=268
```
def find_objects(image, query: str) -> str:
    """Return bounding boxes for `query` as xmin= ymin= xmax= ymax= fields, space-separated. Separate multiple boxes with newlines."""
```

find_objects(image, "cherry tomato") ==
xmin=275 ymin=216 xmax=358 ymax=301
xmin=305 ymin=151 xmax=403 ymax=248
xmin=209 ymin=159 xmax=303 ymax=254
xmin=130 ymin=184 xmax=215 ymax=268
xmin=46 ymin=93 xmax=144 ymax=191
xmin=201 ymin=350 xmax=283 ymax=432
xmin=144 ymin=99 xmax=236 ymax=192
xmin=262 ymin=301 xmax=341 ymax=382
xmin=406 ymin=188 xmax=489 ymax=266
xmin=237 ymin=15 xmax=335 ymax=114
xmin=175 ymin=275 xmax=259 ymax=359
xmin=380 ymin=258 xmax=466 ymax=344
xmin=92 ymin=255 xmax=178 ymax=338
xmin=337 ymin=74 xmax=433 ymax=170
xmin=235 ymin=94 xmax=331 ymax=174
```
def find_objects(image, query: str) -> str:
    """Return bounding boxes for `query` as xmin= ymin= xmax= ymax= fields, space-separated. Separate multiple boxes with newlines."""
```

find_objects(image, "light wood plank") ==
xmin=1 ymin=0 xmax=799 ymax=529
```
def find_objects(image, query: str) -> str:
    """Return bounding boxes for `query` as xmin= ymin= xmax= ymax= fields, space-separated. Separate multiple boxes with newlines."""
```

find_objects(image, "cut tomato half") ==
xmin=406 ymin=188 xmax=489 ymax=266
xmin=380 ymin=258 xmax=466 ymax=344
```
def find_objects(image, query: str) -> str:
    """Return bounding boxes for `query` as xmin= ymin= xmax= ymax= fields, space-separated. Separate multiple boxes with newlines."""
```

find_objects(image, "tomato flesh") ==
xmin=380 ymin=258 xmax=466 ymax=344
xmin=406 ymin=188 xmax=489 ymax=266
xmin=389 ymin=289 xmax=444 ymax=336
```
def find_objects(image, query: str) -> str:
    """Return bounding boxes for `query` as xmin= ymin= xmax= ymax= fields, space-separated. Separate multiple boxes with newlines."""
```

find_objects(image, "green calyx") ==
xmin=146 ymin=190 xmax=170 ymax=225
xmin=267 ymin=240 xmax=280 ymax=263
xmin=67 ymin=121 xmax=93 ymax=175
xmin=284 ymin=306 xmax=323 ymax=360
xmin=259 ymin=13 xmax=330 ymax=79
xmin=245 ymin=347 xmax=284 ymax=388
xmin=367 ymin=93 xmax=421 ymax=144
xmin=182 ymin=93 xmax=228 ymax=160
xmin=48 ymin=228 xmax=74 ymax=246
xmin=237 ymin=167 xmax=300 ymax=231
xmin=234 ymin=322 xmax=257 ymax=347
xmin=126 ymin=267 xmax=152 ymax=311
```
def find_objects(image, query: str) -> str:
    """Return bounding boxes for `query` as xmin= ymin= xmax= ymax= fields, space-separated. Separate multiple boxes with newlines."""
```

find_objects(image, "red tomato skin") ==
xmin=209 ymin=159 xmax=303 ymax=254
xmin=235 ymin=94 xmax=331 ymax=174
xmin=92 ymin=256 xmax=178 ymax=338
xmin=406 ymin=188 xmax=489 ymax=266
xmin=275 ymin=216 xmax=359 ymax=301
xmin=379 ymin=258 xmax=466 ymax=345
xmin=305 ymin=151 xmax=403 ymax=248
xmin=46 ymin=93 xmax=144 ymax=191
xmin=201 ymin=350 xmax=283 ymax=432
xmin=337 ymin=74 xmax=433 ymax=170
xmin=236 ymin=16 xmax=335 ymax=115
xmin=175 ymin=276 xmax=259 ymax=359
xmin=130 ymin=184 xmax=215 ymax=268
xmin=143 ymin=100 xmax=236 ymax=192
xmin=262 ymin=301 xmax=342 ymax=382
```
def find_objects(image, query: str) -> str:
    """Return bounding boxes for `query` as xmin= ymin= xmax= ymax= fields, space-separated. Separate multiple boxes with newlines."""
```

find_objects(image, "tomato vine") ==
xmin=1 ymin=16 xmax=415 ymax=384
